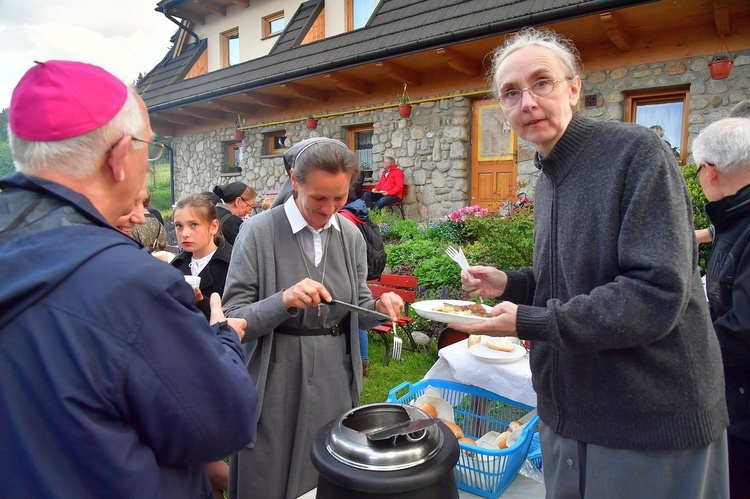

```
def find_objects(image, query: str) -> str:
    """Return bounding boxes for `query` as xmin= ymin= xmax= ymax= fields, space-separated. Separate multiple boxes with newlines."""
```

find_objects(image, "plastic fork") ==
xmin=445 ymin=246 xmax=483 ymax=303
xmin=392 ymin=322 xmax=403 ymax=361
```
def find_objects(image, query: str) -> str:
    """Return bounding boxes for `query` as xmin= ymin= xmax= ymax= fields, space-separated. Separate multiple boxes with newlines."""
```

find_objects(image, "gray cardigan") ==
xmin=222 ymin=206 xmax=380 ymax=427
xmin=506 ymin=114 xmax=728 ymax=451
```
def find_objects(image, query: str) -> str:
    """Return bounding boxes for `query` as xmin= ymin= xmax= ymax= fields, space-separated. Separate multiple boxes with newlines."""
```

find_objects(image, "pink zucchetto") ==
xmin=9 ymin=60 xmax=128 ymax=141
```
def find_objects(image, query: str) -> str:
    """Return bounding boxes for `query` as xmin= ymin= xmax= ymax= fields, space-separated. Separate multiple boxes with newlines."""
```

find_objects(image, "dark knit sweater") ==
xmin=504 ymin=114 xmax=728 ymax=451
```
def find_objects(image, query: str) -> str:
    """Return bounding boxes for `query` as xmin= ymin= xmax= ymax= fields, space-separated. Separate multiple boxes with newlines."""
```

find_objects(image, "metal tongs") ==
xmin=366 ymin=418 xmax=439 ymax=443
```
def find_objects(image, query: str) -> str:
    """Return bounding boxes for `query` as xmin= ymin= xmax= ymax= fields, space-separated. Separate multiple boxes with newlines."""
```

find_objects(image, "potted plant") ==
xmin=234 ymin=115 xmax=245 ymax=140
xmin=397 ymin=84 xmax=412 ymax=118
xmin=709 ymin=54 xmax=733 ymax=80
xmin=221 ymin=162 xmax=242 ymax=174
xmin=306 ymin=114 xmax=319 ymax=130
xmin=708 ymin=36 xmax=733 ymax=80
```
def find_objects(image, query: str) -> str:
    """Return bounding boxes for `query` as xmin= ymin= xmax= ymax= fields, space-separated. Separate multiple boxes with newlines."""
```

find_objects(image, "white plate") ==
xmin=469 ymin=343 xmax=526 ymax=363
xmin=412 ymin=300 xmax=492 ymax=324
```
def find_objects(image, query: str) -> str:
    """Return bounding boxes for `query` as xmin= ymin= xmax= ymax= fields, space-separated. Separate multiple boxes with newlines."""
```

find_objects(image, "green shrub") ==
xmin=682 ymin=163 xmax=710 ymax=271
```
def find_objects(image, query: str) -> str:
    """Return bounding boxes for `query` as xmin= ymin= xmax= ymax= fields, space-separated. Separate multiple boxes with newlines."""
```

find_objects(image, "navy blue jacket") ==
xmin=706 ymin=183 xmax=750 ymax=441
xmin=0 ymin=173 xmax=257 ymax=498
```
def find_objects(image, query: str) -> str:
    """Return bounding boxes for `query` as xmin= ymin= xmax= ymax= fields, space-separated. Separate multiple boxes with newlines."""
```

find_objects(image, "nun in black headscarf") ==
xmin=212 ymin=181 xmax=256 ymax=245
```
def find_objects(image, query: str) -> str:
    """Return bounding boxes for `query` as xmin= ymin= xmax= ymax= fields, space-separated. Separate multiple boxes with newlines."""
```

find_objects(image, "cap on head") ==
xmin=9 ymin=60 xmax=128 ymax=141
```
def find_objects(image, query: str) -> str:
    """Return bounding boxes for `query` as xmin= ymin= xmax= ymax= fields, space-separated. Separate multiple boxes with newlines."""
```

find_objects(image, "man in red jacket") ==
xmin=363 ymin=156 xmax=405 ymax=209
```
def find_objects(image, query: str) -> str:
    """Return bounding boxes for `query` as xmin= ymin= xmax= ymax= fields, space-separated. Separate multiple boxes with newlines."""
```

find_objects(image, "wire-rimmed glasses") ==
xmin=131 ymin=137 xmax=167 ymax=162
xmin=498 ymin=77 xmax=574 ymax=107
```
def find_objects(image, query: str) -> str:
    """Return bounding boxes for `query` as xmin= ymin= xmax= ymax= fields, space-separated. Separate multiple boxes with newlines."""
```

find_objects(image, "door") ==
xmin=470 ymin=99 xmax=517 ymax=210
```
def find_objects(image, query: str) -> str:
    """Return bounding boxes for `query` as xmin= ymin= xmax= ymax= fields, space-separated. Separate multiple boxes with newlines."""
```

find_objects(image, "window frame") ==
xmin=624 ymin=87 xmax=690 ymax=165
xmin=267 ymin=131 xmax=288 ymax=155
xmin=221 ymin=28 xmax=239 ymax=68
xmin=348 ymin=124 xmax=374 ymax=171
xmin=263 ymin=11 xmax=285 ymax=38
xmin=346 ymin=0 xmax=377 ymax=31
xmin=226 ymin=141 xmax=243 ymax=168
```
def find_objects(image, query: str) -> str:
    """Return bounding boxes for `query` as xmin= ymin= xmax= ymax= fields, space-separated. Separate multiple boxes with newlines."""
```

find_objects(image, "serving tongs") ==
xmin=366 ymin=418 xmax=439 ymax=443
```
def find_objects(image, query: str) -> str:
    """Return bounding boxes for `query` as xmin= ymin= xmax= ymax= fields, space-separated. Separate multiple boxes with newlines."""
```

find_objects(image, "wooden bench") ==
xmin=251 ymin=189 xmax=280 ymax=213
xmin=366 ymin=274 xmax=418 ymax=365
xmin=360 ymin=184 xmax=410 ymax=219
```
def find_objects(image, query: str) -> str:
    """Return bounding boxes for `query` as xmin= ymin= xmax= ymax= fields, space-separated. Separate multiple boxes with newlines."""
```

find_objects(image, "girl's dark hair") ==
xmin=174 ymin=193 xmax=223 ymax=245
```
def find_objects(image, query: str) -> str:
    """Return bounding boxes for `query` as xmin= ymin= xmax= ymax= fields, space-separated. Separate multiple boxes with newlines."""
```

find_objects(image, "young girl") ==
xmin=171 ymin=193 xmax=232 ymax=319
xmin=170 ymin=193 xmax=233 ymax=499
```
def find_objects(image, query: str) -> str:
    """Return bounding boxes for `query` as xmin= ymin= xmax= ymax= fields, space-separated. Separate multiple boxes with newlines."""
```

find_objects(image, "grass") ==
xmin=359 ymin=331 xmax=438 ymax=405
xmin=148 ymin=161 xmax=173 ymax=215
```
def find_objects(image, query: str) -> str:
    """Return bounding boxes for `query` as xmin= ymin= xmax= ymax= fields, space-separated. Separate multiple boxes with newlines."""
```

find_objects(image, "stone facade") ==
xmin=171 ymin=50 xmax=749 ymax=220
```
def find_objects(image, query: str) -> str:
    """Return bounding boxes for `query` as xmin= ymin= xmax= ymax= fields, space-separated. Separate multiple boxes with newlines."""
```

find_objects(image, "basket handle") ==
xmin=387 ymin=381 xmax=413 ymax=401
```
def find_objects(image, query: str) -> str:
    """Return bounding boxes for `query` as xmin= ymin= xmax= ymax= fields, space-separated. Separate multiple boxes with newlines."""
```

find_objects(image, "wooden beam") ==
xmin=713 ymin=0 xmax=730 ymax=36
xmin=241 ymin=92 xmax=289 ymax=109
xmin=232 ymin=0 xmax=250 ymax=7
xmin=199 ymin=0 xmax=227 ymax=16
xmin=156 ymin=112 xmax=202 ymax=126
xmin=375 ymin=61 xmax=421 ymax=85
xmin=599 ymin=12 xmax=632 ymax=52
xmin=323 ymin=73 xmax=371 ymax=95
xmin=173 ymin=9 xmax=206 ymax=25
xmin=280 ymin=82 xmax=328 ymax=102
xmin=435 ymin=47 xmax=481 ymax=76
xmin=178 ymin=106 xmax=231 ymax=121
xmin=208 ymin=100 xmax=257 ymax=116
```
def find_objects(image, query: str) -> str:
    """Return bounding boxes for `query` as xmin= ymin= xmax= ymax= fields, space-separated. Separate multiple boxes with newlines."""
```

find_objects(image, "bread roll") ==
xmin=485 ymin=337 xmax=515 ymax=352
xmin=417 ymin=403 xmax=438 ymax=418
xmin=443 ymin=421 xmax=464 ymax=439
xmin=458 ymin=436 xmax=477 ymax=456
xmin=152 ymin=251 xmax=171 ymax=263
xmin=508 ymin=420 xmax=521 ymax=432
xmin=493 ymin=430 xmax=511 ymax=449
xmin=467 ymin=335 xmax=482 ymax=347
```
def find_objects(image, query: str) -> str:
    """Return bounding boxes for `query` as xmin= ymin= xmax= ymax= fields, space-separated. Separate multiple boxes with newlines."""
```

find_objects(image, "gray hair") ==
xmin=729 ymin=100 xmax=750 ymax=119
xmin=8 ymin=86 xmax=147 ymax=178
xmin=489 ymin=28 xmax=581 ymax=100
xmin=692 ymin=118 xmax=750 ymax=176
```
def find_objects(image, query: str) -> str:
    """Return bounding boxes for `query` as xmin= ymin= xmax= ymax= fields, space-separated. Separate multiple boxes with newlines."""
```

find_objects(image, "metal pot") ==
xmin=311 ymin=403 xmax=459 ymax=498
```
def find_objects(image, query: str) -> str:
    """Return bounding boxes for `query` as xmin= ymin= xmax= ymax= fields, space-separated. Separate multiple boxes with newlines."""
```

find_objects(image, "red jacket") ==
xmin=373 ymin=166 xmax=405 ymax=199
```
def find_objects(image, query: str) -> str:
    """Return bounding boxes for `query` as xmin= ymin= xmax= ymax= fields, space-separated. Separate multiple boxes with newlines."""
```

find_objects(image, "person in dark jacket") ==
xmin=693 ymin=117 xmax=750 ymax=498
xmin=0 ymin=60 xmax=257 ymax=498
xmin=171 ymin=193 xmax=233 ymax=319
xmin=450 ymin=29 xmax=728 ymax=497
xmin=212 ymin=182 xmax=256 ymax=245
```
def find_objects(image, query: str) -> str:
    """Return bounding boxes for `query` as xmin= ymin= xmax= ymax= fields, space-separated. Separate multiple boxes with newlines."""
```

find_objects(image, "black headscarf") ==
xmin=213 ymin=182 xmax=248 ymax=203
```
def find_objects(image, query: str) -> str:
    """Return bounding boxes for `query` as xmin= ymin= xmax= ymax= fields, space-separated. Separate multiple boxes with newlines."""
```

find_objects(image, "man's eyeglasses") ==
xmin=131 ymin=137 xmax=167 ymax=162
xmin=694 ymin=161 xmax=714 ymax=180
xmin=498 ymin=77 xmax=574 ymax=107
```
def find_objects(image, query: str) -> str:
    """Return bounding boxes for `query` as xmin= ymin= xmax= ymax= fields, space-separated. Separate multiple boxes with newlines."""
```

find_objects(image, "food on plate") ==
xmin=443 ymin=421 xmax=464 ymax=439
xmin=467 ymin=334 xmax=482 ymax=347
xmin=485 ymin=337 xmax=515 ymax=352
xmin=493 ymin=430 xmax=511 ymax=449
xmin=417 ymin=403 xmax=438 ymax=418
xmin=433 ymin=302 xmax=490 ymax=317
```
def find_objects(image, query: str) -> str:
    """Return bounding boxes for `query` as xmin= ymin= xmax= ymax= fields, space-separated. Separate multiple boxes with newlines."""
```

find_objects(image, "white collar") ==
xmin=284 ymin=196 xmax=340 ymax=234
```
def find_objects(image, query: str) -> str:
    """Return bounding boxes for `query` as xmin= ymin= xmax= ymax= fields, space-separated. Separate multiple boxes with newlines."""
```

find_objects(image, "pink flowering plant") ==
xmin=446 ymin=205 xmax=489 ymax=222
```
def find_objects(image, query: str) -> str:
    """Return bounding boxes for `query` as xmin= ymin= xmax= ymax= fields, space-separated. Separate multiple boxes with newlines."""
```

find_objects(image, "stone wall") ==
xmin=171 ymin=50 xmax=749 ymax=220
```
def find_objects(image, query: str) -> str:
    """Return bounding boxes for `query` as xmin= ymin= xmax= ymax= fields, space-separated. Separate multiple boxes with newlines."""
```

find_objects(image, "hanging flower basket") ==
xmin=709 ymin=57 xmax=733 ymax=80
xmin=234 ymin=130 xmax=246 ymax=140
xmin=709 ymin=36 xmax=733 ymax=80
xmin=306 ymin=116 xmax=319 ymax=130
xmin=398 ymin=104 xmax=413 ymax=118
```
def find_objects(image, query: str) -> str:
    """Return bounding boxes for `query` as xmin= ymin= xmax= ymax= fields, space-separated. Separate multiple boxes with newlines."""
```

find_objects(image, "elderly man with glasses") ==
xmin=693 ymin=116 xmax=750 ymax=498
xmin=0 ymin=60 xmax=257 ymax=497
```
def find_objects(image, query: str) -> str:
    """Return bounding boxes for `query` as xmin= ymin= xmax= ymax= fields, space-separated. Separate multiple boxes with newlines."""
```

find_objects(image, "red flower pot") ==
xmin=234 ymin=130 xmax=245 ymax=140
xmin=306 ymin=118 xmax=319 ymax=130
xmin=398 ymin=104 xmax=412 ymax=118
xmin=709 ymin=59 xmax=733 ymax=80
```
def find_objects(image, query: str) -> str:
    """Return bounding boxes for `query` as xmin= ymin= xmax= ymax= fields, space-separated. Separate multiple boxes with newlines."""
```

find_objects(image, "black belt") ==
xmin=275 ymin=324 xmax=349 ymax=337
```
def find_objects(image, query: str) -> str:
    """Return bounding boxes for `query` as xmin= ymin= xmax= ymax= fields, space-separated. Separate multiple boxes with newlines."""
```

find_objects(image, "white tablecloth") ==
xmin=424 ymin=339 xmax=537 ymax=407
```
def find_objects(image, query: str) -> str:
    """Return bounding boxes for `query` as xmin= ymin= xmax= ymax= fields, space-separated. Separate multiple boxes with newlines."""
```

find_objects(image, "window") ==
xmin=221 ymin=28 xmax=239 ymax=67
xmin=624 ymin=88 xmax=689 ymax=164
xmin=349 ymin=125 xmax=374 ymax=172
xmin=263 ymin=11 xmax=285 ymax=38
xmin=347 ymin=0 xmax=377 ymax=30
xmin=227 ymin=142 xmax=243 ymax=167
xmin=267 ymin=131 xmax=288 ymax=155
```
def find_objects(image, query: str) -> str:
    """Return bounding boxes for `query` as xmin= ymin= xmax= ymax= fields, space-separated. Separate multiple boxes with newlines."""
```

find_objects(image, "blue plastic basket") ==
xmin=387 ymin=379 xmax=538 ymax=499
xmin=527 ymin=432 xmax=542 ymax=470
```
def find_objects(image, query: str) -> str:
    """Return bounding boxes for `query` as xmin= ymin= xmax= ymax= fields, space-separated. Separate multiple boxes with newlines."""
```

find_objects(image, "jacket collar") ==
xmin=706 ymin=183 xmax=750 ymax=231
xmin=534 ymin=114 xmax=596 ymax=186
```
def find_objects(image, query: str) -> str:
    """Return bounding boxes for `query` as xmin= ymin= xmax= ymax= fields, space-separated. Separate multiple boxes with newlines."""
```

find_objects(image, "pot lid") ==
xmin=326 ymin=403 xmax=444 ymax=471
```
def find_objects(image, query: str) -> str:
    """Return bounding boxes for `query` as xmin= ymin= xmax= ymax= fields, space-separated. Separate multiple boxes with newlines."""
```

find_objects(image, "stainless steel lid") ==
xmin=326 ymin=403 xmax=444 ymax=471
